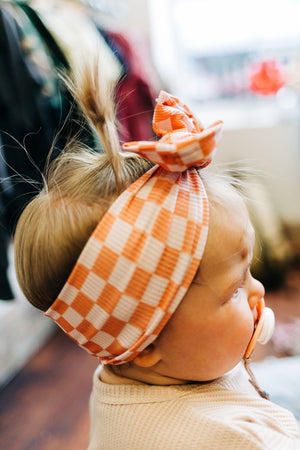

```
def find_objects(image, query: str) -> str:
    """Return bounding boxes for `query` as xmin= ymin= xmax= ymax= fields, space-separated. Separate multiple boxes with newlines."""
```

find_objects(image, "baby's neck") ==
xmin=100 ymin=364 xmax=189 ymax=386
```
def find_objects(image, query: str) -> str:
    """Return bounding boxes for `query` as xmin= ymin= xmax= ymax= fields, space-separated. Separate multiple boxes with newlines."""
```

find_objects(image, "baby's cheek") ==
xmin=235 ymin=316 xmax=255 ymax=350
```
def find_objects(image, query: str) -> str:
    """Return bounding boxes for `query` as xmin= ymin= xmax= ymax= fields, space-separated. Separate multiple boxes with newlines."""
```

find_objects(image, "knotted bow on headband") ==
xmin=45 ymin=91 xmax=223 ymax=365
xmin=123 ymin=90 xmax=223 ymax=171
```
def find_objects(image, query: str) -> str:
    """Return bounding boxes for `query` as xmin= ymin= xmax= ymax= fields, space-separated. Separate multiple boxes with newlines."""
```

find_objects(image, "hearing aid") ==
xmin=244 ymin=298 xmax=275 ymax=359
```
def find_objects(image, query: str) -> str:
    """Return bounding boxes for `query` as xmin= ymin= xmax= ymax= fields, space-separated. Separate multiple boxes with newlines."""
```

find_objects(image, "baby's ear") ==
xmin=133 ymin=344 xmax=162 ymax=368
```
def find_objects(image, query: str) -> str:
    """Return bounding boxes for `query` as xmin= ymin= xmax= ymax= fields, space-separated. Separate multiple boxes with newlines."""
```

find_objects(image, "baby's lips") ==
xmin=244 ymin=299 xmax=275 ymax=359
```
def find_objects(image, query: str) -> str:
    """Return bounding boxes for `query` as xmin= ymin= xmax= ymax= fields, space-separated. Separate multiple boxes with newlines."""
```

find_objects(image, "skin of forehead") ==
xmin=195 ymin=195 xmax=255 ymax=287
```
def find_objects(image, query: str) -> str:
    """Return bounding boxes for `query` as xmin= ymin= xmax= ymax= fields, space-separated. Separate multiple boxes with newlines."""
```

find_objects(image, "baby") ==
xmin=14 ymin=62 xmax=300 ymax=449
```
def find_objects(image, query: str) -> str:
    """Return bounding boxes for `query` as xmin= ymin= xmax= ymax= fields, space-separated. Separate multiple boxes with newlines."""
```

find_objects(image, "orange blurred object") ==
xmin=250 ymin=60 xmax=286 ymax=95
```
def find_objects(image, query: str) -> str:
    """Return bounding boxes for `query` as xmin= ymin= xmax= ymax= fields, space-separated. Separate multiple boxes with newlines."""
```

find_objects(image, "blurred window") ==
xmin=149 ymin=0 xmax=300 ymax=107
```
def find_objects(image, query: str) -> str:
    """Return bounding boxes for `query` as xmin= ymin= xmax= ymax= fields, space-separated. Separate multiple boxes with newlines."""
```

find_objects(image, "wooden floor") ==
xmin=1 ymin=269 xmax=300 ymax=450
xmin=0 ymin=329 xmax=98 ymax=450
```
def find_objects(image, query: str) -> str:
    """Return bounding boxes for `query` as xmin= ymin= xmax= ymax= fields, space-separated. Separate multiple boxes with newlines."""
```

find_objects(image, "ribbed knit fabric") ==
xmin=89 ymin=363 xmax=300 ymax=450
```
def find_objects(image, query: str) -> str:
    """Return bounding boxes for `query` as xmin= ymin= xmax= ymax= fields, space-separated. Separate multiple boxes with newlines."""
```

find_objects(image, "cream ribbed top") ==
xmin=88 ymin=363 xmax=300 ymax=449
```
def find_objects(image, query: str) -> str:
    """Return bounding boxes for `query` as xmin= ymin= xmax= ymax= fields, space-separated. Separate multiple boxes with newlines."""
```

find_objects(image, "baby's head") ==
xmin=14 ymin=65 xmax=271 ymax=384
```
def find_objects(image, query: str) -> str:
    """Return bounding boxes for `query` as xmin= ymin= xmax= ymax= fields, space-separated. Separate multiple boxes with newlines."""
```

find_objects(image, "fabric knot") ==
xmin=153 ymin=90 xmax=203 ymax=135
xmin=123 ymin=90 xmax=223 ymax=172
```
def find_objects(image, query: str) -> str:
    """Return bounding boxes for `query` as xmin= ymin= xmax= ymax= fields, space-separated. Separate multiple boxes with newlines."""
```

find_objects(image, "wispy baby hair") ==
xmin=14 ymin=57 xmax=153 ymax=311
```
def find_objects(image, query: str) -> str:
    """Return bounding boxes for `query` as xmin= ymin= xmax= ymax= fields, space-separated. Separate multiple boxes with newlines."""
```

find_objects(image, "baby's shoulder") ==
xmin=90 ymin=374 xmax=300 ymax=450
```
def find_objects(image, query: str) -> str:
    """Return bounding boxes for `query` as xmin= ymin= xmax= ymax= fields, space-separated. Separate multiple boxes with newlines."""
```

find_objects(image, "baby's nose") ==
xmin=248 ymin=277 xmax=265 ymax=310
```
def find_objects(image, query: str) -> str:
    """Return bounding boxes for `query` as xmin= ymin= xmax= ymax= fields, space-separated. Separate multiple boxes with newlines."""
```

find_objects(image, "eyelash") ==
xmin=223 ymin=268 xmax=249 ymax=304
xmin=232 ymin=288 xmax=241 ymax=298
xmin=232 ymin=274 xmax=247 ymax=298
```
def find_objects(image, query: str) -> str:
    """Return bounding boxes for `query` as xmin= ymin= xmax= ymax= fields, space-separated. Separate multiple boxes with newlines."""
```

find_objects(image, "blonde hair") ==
xmin=14 ymin=60 xmax=248 ymax=314
xmin=14 ymin=60 xmax=153 ymax=311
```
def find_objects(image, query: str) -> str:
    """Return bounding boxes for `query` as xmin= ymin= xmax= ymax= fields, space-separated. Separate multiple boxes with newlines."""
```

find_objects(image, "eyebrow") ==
xmin=241 ymin=264 xmax=250 ymax=283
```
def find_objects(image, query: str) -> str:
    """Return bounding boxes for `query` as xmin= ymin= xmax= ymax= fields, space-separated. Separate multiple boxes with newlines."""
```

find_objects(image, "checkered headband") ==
xmin=45 ymin=91 xmax=223 ymax=365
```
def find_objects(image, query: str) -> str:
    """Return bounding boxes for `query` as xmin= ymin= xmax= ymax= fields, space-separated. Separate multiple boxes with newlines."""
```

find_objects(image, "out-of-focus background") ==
xmin=0 ymin=1 xmax=300 ymax=448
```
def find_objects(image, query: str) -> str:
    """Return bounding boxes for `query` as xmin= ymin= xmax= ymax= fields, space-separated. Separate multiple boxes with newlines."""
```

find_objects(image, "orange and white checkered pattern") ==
xmin=123 ymin=90 xmax=223 ymax=172
xmin=45 ymin=91 xmax=223 ymax=365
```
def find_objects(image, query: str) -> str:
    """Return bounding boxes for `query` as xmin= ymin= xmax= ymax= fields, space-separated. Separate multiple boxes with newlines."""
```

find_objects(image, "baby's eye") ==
xmin=232 ymin=288 xmax=240 ymax=298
